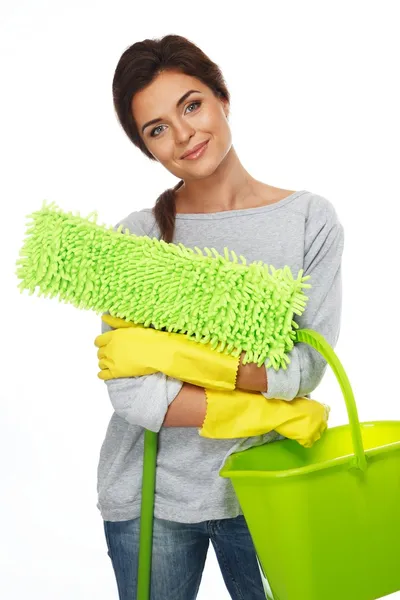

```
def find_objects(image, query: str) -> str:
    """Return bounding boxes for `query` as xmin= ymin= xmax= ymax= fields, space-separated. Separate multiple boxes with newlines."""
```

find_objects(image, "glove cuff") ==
xmin=199 ymin=388 xmax=269 ymax=439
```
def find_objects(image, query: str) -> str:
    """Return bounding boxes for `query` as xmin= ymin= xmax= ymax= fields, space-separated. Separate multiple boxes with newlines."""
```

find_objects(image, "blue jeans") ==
xmin=103 ymin=514 xmax=267 ymax=599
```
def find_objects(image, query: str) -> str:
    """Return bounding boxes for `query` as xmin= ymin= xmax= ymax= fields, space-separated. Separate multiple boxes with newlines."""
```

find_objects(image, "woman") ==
xmin=98 ymin=34 xmax=344 ymax=599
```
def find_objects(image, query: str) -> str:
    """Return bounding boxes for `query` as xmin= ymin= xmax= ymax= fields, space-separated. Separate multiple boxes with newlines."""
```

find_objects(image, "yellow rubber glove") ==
xmin=94 ymin=314 xmax=240 ymax=391
xmin=199 ymin=388 xmax=330 ymax=448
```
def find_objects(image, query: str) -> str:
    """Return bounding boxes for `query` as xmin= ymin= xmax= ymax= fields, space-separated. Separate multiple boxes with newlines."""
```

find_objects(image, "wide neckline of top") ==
xmin=149 ymin=189 xmax=308 ymax=219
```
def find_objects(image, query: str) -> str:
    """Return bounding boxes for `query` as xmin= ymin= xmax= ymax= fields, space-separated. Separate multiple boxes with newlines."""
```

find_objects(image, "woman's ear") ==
xmin=218 ymin=94 xmax=230 ymax=119
xmin=223 ymin=99 xmax=230 ymax=119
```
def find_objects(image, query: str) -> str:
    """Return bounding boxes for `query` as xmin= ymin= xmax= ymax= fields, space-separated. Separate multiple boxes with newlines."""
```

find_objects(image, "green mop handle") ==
xmin=137 ymin=429 xmax=158 ymax=600
xmin=296 ymin=329 xmax=368 ymax=472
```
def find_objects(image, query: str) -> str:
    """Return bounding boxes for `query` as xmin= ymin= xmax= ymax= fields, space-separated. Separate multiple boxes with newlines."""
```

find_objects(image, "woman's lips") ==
xmin=182 ymin=140 xmax=209 ymax=160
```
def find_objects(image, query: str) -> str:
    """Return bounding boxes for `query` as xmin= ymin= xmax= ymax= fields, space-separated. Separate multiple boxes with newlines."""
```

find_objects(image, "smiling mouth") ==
xmin=180 ymin=140 xmax=209 ymax=160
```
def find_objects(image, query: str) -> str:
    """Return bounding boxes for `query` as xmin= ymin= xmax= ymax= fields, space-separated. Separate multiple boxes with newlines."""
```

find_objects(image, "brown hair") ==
xmin=112 ymin=34 xmax=230 ymax=242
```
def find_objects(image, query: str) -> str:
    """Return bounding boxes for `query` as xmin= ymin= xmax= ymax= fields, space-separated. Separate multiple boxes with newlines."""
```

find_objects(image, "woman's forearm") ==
xmin=162 ymin=382 xmax=207 ymax=427
xmin=162 ymin=352 xmax=268 ymax=428
xmin=160 ymin=351 xmax=267 ymax=413
xmin=236 ymin=351 xmax=268 ymax=392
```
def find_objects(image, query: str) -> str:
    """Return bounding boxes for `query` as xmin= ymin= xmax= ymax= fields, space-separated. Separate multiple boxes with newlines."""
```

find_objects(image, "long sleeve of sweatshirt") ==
xmin=100 ymin=216 xmax=184 ymax=432
xmin=261 ymin=196 xmax=344 ymax=400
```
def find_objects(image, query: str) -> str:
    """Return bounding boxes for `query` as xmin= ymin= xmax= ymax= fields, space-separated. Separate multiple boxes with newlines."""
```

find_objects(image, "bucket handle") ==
xmin=295 ymin=329 xmax=367 ymax=472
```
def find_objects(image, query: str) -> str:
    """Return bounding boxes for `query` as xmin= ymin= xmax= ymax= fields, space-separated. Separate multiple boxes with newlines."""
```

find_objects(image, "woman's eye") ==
xmin=186 ymin=100 xmax=201 ymax=114
xmin=150 ymin=101 xmax=201 ymax=138
xmin=150 ymin=125 xmax=164 ymax=137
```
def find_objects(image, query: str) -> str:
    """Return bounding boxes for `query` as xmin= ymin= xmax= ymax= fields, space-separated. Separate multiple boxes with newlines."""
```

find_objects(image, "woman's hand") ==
xmin=94 ymin=315 xmax=158 ymax=380
xmin=94 ymin=314 xmax=240 ymax=390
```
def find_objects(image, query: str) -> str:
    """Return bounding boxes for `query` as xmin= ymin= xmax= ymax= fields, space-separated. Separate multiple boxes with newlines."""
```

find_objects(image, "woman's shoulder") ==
xmin=306 ymin=192 xmax=342 ymax=228
xmin=298 ymin=192 xmax=344 ymax=255
xmin=257 ymin=184 xmax=340 ymax=224
xmin=287 ymin=190 xmax=342 ymax=227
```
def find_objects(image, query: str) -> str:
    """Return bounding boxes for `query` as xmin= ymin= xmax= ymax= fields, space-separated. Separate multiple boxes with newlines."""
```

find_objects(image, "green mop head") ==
xmin=15 ymin=200 xmax=312 ymax=369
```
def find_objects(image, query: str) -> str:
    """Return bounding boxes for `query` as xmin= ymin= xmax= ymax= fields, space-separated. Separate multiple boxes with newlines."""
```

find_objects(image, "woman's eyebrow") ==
xmin=141 ymin=89 xmax=201 ymax=134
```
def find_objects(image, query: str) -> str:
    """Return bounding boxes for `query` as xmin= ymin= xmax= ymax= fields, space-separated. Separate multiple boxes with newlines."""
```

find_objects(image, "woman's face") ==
xmin=132 ymin=70 xmax=231 ymax=180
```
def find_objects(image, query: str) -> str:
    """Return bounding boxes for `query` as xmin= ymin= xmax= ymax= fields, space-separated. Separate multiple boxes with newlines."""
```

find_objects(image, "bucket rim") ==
xmin=220 ymin=420 xmax=400 ymax=480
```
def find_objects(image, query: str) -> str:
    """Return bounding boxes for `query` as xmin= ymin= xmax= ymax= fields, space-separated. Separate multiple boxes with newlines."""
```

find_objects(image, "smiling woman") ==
xmin=99 ymin=32 xmax=344 ymax=600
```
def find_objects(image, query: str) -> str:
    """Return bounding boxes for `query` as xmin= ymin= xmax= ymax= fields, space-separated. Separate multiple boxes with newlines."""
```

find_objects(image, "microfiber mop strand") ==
xmin=15 ymin=200 xmax=312 ymax=369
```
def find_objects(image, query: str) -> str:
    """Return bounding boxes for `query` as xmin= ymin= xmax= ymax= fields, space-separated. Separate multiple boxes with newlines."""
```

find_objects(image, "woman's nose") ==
xmin=174 ymin=122 xmax=196 ymax=144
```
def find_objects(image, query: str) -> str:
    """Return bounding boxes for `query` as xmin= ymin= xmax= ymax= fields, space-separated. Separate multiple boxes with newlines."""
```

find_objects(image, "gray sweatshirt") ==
xmin=96 ymin=190 xmax=344 ymax=523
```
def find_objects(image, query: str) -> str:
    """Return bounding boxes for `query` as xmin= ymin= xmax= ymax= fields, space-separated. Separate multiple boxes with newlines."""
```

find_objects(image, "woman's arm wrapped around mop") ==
xmin=95 ymin=312 xmax=267 ymax=392
xmin=95 ymin=312 xmax=242 ymax=391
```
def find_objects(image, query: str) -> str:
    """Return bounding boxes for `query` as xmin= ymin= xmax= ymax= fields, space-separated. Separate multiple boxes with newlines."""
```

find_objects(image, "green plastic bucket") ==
xmin=220 ymin=329 xmax=400 ymax=600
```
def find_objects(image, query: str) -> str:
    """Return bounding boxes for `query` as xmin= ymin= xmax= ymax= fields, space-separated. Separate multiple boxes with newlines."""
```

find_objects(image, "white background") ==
xmin=1 ymin=0 xmax=399 ymax=598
